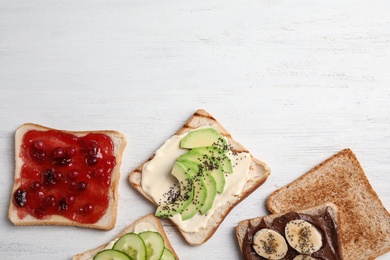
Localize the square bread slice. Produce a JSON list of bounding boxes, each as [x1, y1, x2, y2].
[[73, 214, 179, 260], [129, 109, 270, 245], [266, 148, 390, 260], [236, 203, 341, 259], [9, 123, 127, 230]]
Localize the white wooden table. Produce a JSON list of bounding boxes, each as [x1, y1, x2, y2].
[[1, 0, 390, 259]]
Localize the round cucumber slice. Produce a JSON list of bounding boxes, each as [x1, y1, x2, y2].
[[138, 231, 164, 260], [113, 233, 146, 260], [160, 247, 176, 260], [93, 249, 132, 260]]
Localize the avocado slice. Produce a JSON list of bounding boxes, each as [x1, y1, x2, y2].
[[180, 128, 228, 151], [190, 146, 233, 173], [178, 151, 226, 193], [199, 169, 217, 215], [179, 161, 208, 220], [155, 162, 194, 218]]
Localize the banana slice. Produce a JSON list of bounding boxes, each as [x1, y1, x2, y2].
[[285, 219, 322, 254], [293, 255, 317, 260], [252, 228, 288, 260]]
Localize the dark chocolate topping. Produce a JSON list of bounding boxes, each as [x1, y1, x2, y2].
[[242, 207, 340, 260]]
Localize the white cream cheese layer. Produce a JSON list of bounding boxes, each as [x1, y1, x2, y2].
[[141, 128, 251, 233], [133, 222, 157, 233]]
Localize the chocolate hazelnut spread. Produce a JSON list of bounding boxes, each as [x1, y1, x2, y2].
[[242, 207, 340, 260]]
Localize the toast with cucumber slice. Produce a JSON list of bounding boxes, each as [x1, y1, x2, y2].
[[129, 109, 270, 245], [266, 149, 390, 260], [73, 214, 179, 260], [236, 203, 342, 260]]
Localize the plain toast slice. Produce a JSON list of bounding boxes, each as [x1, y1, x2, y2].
[[267, 149, 390, 260], [73, 214, 179, 260], [129, 109, 270, 245], [9, 123, 127, 230]]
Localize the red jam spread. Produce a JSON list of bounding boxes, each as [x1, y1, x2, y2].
[[13, 129, 116, 224]]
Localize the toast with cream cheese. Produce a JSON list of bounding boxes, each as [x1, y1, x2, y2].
[[129, 109, 270, 245], [73, 214, 179, 260]]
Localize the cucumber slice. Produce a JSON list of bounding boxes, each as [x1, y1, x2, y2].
[[113, 233, 146, 260], [160, 247, 176, 260], [138, 231, 164, 260], [93, 249, 132, 260]]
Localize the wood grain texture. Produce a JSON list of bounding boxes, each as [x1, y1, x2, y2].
[[1, 0, 390, 259]]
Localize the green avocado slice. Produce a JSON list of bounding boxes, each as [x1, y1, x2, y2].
[[199, 169, 217, 215], [155, 162, 194, 218], [180, 128, 228, 151], [179, 161, 208, 220], [190, 146, 233, 173], [178, 151, 226, 193]]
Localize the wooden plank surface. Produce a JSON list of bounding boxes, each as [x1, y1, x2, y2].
[[1, 0, 390, 259]]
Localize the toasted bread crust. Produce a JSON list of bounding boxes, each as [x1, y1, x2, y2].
[[129, 109, 270, 245], [266, 149, 390, 260], [9, 123, 127, 230], [73, 214, 179, 260], [236, 203, 341, 257]]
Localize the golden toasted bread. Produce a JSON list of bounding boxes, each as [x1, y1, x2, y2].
[[267, 149, 390, 260]]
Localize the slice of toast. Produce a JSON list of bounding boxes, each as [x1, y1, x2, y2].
[[236, 203, 341, 259], [266, 149, 390, 260], [9, 123, 127, 230], [129, 109, 270, 245], [73, 214, 179, 260]]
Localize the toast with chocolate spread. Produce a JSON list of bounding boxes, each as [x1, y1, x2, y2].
[[129, 109, 270, 245], [73, 214, 179, 260], [9, 123, 127, 230], [267, 149, 390, 260], [236, 203, 341, 260]]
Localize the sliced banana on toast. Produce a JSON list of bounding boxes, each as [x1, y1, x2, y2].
[[293, 255, 316, 260], [252, 228, 288, 259], [285, 219, 322, 254]]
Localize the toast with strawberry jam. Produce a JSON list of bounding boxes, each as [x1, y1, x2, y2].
[[9, 123, 126, 230]]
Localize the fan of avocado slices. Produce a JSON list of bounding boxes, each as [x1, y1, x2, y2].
[[155, 128, 233, 220], [93, 231, 176, 260]]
